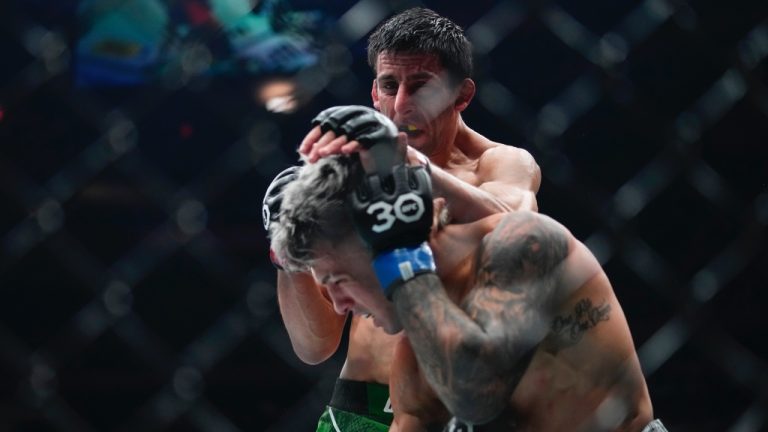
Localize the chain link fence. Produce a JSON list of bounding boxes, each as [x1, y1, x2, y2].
[[1, 0, 767, 431]]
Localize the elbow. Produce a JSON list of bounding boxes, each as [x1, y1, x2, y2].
[[290, 334, 342, 365], [294, 350, 331, 366], [293, 343, 337, 365], [440, 339, 510, 424]]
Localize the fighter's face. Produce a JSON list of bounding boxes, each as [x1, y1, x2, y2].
[[310, 238, 402, 334], [372, 52, 462, 157]]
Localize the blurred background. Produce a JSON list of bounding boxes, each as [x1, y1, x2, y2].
[[1, 0, 767, 431]]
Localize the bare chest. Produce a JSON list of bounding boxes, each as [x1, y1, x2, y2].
[[342, 317, 400, 383]]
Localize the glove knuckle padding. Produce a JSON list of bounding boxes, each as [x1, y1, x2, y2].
[[311, 106, 340, 132], [312, 105, 397, 149]]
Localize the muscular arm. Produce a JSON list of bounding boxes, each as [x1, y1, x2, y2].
[[301, 125, 541, 221], [390, 212, 568, 423], [423, 146, 541, 223], [276, 271, 346, 364]]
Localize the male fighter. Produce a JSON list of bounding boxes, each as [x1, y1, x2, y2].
[[268, 112, 665, 431], [264, 8, 541, 430]]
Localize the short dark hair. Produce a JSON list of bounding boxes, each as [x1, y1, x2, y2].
[[367, 8, 473, 84]]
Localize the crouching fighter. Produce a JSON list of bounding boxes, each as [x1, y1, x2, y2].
[[268, 111, 666, 431]]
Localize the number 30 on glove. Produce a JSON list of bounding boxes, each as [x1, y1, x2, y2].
[[348, 164, 436, 297]]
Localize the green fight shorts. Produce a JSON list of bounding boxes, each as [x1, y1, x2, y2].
[[315, 379, 393, 432]]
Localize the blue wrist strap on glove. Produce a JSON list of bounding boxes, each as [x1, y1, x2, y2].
[[372, 242, 436, 297]]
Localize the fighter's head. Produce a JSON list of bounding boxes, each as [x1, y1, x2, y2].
[[367, 7, 473, 86], [367, 8, 476, 157], [269, 155, 361, 272], [269, 156, 403, 333]]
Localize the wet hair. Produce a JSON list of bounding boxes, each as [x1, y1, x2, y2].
[[269, 156, 362, 272], [367, 7, 473, 85]]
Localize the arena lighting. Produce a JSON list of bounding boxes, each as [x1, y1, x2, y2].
[[257, 77, 299, 113], [75, 0, 325, 86]]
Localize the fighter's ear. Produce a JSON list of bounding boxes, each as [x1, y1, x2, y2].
[[371, 79, 381, 110], [454, 78, 476, 112], [431, 197, 448, 236]]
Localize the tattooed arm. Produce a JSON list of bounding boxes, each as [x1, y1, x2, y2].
[[390, 211, 569, 424]]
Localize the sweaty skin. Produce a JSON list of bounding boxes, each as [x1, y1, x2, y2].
[[275, 51, 543, 432], [281, 51, 541, 384], [378, 212, 653, 431], [279, 124, 535, 380], [336, 128, 538, 385], [300, 52, 541, 221]]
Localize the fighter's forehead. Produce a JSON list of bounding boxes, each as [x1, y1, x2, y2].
[[375, 51, 444, 79], [309, 251, 338, 274], [310, 238, 360, 269], [309, 245, 364, 286]]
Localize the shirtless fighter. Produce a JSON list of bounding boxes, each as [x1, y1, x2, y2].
[[263, 8, 541, 431], [269, 132, 666, 431]]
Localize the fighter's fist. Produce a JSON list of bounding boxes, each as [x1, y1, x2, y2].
[[348, 164, 433, 255], [349, 163, 435, 295], [312, 105, 398, 150]]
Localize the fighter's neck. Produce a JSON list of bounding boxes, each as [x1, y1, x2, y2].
[[428, 116, 487, 168]]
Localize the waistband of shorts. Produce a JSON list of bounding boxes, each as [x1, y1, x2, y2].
[[328, 378, 393, 424], [641, 419, 668, 432]]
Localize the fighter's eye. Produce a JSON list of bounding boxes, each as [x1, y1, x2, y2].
[[380, 81, 397, 91], [328, 277, 349, 287]]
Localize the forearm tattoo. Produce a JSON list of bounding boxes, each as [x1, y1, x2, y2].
[[392, 212, 569, 422]]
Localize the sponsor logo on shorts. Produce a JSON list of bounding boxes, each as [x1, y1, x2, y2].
[[383, 398, 393, 413]]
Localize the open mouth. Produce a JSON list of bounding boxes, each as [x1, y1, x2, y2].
[[399, 124, 423, 138]]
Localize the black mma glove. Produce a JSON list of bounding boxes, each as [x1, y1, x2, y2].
[[312, 105, 399, 178], [262, 166, 299, 269], [348, 163, 435, 297]]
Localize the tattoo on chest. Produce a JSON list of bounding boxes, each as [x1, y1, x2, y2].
[[544, 298, 611, 354]]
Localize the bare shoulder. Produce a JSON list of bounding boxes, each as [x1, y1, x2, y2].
[[478, 213, 613, 313], [479, 142, 537, 168], [478, 211, 570, 287], [461, 212, 573, 351], [477, 142, 541, 187], [485, 211, 569, 243]]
